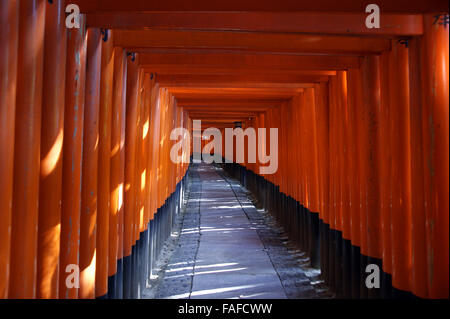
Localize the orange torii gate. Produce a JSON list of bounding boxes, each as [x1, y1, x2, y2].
[[0, 0, 447, 300]]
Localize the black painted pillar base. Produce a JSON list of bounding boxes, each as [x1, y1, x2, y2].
[[116, 258, 124, 299], [123, 254, 132, 299], [107, 274, 116, 299], [220, 162, 423, 300]]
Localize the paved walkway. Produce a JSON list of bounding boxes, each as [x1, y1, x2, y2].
[[143, 163, 332, 299]]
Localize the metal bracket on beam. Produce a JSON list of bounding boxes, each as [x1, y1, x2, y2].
[[398, 38, 409, 48], [101, 29, 109, 42], [127, 51, 136, 62]]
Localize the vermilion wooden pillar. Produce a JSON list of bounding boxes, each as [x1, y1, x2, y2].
[[60, 15, 87, 299], [79, 28, 102, 299], [388, 41, 412, 294], [353, 69, 368, 266], [158, 89, 168, 209], [124, 53, 140, 263], [358, 57, 380, 263], [37, 0, 67, 299], [408, 38, 427, 299], [122, 53, 140, 299], [110, 47, 127, 291], [149, 84, 162, 220], [142, 73, 151, 227], [167, 93, 173, 196], [336, 72, 347, 237], [0, 0, 19, 299], [314, 83, 329, 227], [306, 88, 320, 214], [257, 112, 266, 180], [171, 97, 178, 193], [134, 68, 144, 243], [343, 71, 359, 298], [337, 72, 351, 242], [329, 73, 344, 295], [168, 95, 177, 195], [327, 76, 337, 233], [360, 55, 383, 299], [96, 29, 114, 298], [344, 84, 358, 244], [346, 69, 363, 253], [299, 92, 309, 208], [146, 79, 156, 222], [286, 102, 294, 198], [378, 51, 393, 285], [135, 69, 146, 235], [255, 113, 261, 178], [293, 96, 303, 208], [282, 102, 289, 197], [164, 92, 174, 200], [9, 0, 46, 299], [273, 106, 281, 188], [346, 68, 364, 299], [421, 14, 449, 299]]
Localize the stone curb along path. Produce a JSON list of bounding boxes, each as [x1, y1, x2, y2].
[[143, 162, 333, 299]]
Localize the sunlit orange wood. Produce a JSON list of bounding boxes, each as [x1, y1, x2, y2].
[[79, 28, 102, 299], [60, 14, 87, 300], [134, 68, 144, 240], [144, 74, 155, 224], [37, 0, 67, 299], [139, 72, 151, 231], [157, 88, 168, 207], [96, 29, 114, 298], [9, 0, 45, 299], [124, 53, 140, 256], [110, 47, 127, 277], [149, 83, 162, 219]]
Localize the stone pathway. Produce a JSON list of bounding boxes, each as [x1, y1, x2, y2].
[[142, 162, 332, 299]]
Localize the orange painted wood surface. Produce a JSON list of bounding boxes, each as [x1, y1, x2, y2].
[[60, 14, 87, 300], [9, 0, 46, 299], [37, 0, 67, 299], [79, 28, 102, 299], [0, 0, 19, 299]]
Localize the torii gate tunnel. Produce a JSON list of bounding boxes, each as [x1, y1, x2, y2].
[[0, 0, 448, 301]]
